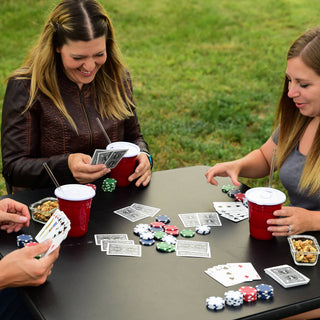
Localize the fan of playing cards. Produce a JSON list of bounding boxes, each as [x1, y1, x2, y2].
[[35, 209, 71, 257]]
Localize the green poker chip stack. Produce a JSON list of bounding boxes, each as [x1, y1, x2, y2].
[[180, 229, 195, 238], [221, 184, 234, 193], [102, 178, 117, 192]]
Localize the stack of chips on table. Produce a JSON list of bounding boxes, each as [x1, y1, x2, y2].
[[195, 225, 211, 235], [224, 290, 244, 306], [17, 234, 33, 248], [255, 284, 274, 300], [206, 296, 225, 311], [239, 286, 257, 302], [101, 178, 117, 192]]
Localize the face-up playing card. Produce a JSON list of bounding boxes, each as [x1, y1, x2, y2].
[[35, 209, 71, 257], [213, 202, 249, 222], [264, 264, 310, 288]]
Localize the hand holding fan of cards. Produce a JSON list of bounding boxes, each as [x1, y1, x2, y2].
[[35, 209, 71, 257], [90, 148, 128, 168]]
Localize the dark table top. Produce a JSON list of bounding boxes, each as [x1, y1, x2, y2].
[[1, 166, 320, 320]]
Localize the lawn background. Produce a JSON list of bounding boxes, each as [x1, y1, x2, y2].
[[1, 0, 320, 196]]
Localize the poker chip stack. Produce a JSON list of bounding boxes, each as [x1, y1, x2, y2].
[[16, 234, 33, 248], [195, 225, 211, 235], [239, 286, 257, 302], [150, 221, 165, 233], [139, 231, 155, 246], [156, 242, 176, 253], [206, 296, 225, 311], [133, 224, 150, 236], [180, 229, 195, 238], [155, 215, 170, 224], [255, 284, 274, 300], [224, 290, 243, 307], [221, 185, 234, 193], [161, 234, 177, 245], [163, 225, 179, 236], [101, 178, 117, 192]]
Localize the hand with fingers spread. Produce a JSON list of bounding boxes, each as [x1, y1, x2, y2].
[[205, 161, 241, 187]]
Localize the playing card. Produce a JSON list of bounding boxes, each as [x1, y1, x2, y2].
[[131, 203, 160, 217], [104, 149, 128, 169], [90, 149, 109, 165], [114, 206, 149, 222], [213, 202, 249, 222], [198, 212, 222, 226], [226, 262, 261, 281], [94, 234, 128, 245], [100, 239, 134, 251], [205, 264, 244, 287], [178, 213, 199, 227], [176, 240, 211, 258], [106, 243, 142, 257], [264, 264, 310, 288]]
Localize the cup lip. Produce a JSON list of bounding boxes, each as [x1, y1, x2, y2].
[[54, 184, 96, 201], [245, 187, 286, 206], [106, 141, 140, 157]]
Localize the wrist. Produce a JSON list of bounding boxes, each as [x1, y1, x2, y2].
[[141, 152, 153, 169]]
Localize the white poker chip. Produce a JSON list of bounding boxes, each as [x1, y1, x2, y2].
[[224, 290, 243, 306], [133, 224, 150, 235], [140, 231, 154, 240], [206, 296, 225, 310], [195, 225, 211, 235], [162, 234, 177, 245]]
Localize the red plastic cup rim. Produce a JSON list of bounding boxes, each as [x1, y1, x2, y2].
[[106, 141, 140, 158], [54, 184, 96, 201]]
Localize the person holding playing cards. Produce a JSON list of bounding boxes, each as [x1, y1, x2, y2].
[[206, 27, 320, 237], [0, 198, 60, 319], [206, 28, 320, 319], [2, 0, 152, 194]]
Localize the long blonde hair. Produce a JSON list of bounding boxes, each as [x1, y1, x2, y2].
[[8, 0, 133, 131], [275, 27, 320, 195]]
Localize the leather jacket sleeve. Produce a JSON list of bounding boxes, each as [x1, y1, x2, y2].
[[1, 79, 76, 189]]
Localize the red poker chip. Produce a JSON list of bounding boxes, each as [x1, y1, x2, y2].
[[239, 286, 257, 302], [150, 222, 165, 228], [234, 193, 246, 202], [165, 229, 179, 236], [163, 225, 178, 231]]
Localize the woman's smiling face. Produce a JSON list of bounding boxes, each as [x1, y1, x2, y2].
[[56, 36, 107, 89], [286, 56, 320, 118]]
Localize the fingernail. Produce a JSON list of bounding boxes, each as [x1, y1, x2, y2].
[[19, 216, 28, 222]]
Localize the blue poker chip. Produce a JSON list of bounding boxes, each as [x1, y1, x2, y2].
[[255, 284, 274, 300], [17, 234, 33, 248], [227, 189, 241, 198], [139, 238, 155, 246], [155, 215, 171, 224]]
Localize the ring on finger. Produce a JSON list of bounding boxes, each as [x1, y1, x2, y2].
[[288, 225, 292, 233]]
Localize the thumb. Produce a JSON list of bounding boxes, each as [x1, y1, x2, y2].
[[0, 211, 28, 224], [25, 239, 52, 257]]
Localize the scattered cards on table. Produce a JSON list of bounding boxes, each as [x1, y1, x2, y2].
[[35, 209, 71, 257], [264, 264, 310, 288], [114, 203, 161, 222], [205, 262, 261, 287], [178, 212, 222, 227], [94, 233, 141, 257], [213, 202, 249, 222], [176, 240, 211, 258], [90, 148, 128, 168]]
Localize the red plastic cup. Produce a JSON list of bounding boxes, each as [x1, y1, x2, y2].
[[54, 184, 96, 237], [245, 187, 286, 240], [107, 142, 140, 187]]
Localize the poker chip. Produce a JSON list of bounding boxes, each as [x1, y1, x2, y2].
[[149, 226, 164, 233], [255, 284, 274, 300], [150, 221, 165, 228], [155, 215, 171, 224], [156, 242, 176, 253], [162, 234, 177, 245], [154, 231, 166, 240], [206, 296, 225, 311], [140, 231, 154, 240], [227, 189, 241, 198], [165, 229, 179, 236], [163, 225, 178, 231], [101, 178, 117, 192], [195, 225, 211, 235], [234, 193, 246, 202], [180, 229, 195, 238], [133, 224, 150, 236], [17, 234, 33, 248], [221, 185, 234, 193], [239, 286, 257, 302], [139, 238, 155, 246], [224, 290, 243, 307]]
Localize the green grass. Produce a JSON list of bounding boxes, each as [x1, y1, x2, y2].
[[1, 0, 320, 196]]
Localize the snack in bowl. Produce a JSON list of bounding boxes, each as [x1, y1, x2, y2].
[[29, 197, 59, 223], [288, 235, 320, 266]]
